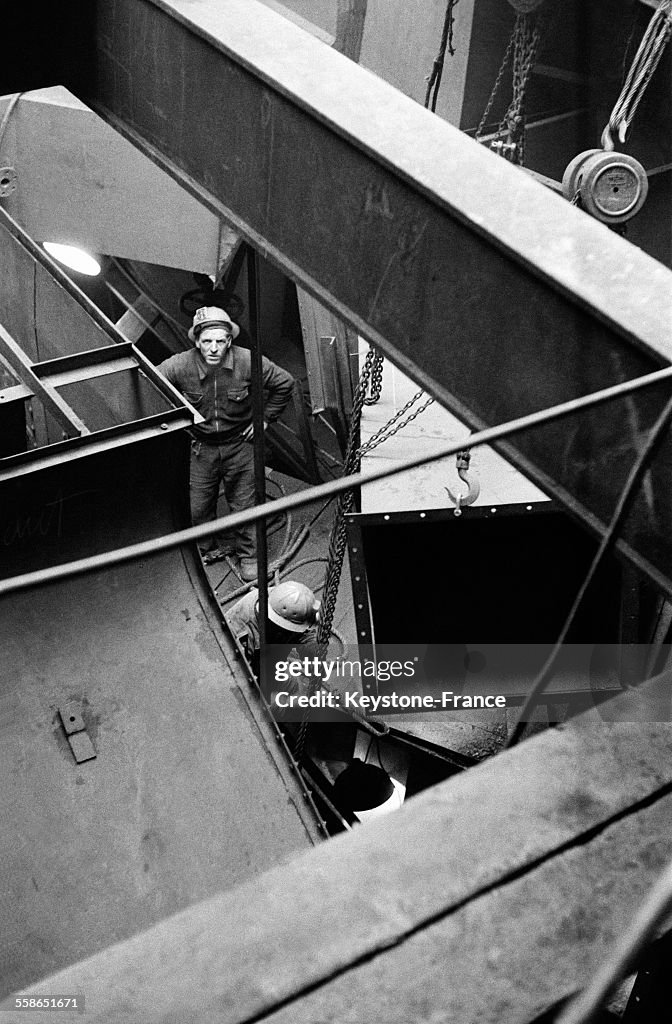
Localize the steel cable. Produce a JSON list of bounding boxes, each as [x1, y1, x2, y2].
[[602, 0, 672, 149]]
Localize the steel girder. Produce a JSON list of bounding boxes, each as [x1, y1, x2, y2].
[[54, 0, 672, 592]]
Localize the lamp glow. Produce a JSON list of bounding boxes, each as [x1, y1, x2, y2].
[[43, 243, 101, 276]]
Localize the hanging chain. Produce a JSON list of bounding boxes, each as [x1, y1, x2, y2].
[[317, 346, 378, 644], [363, 347, 384, 405], [497, 14, 541, 165], [475, 12, 541, 166], [358, 391, 435, 457], [475, 31, 516, 141], [296, 352, 434, 760], [295, 346, 380, 761]]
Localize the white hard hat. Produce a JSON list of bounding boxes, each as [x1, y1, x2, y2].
[[188, 306, 240, 342], [267, 581, 320, 633]]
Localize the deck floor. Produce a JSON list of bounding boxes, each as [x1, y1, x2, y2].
[[0, 546, 319, 997]]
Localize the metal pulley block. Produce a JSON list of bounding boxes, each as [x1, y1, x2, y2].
[[561, 149, 602, 201], [562, 150, 648, 224], [0, 167, 17, 198]]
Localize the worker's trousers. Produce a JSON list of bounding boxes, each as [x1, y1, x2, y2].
[[190, 438, 256, 558]]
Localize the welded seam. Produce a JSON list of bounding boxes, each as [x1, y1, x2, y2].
[[241, 778, 672, 1024]]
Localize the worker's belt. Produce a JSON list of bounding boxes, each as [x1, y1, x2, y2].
[[190, 430, 244, 445]]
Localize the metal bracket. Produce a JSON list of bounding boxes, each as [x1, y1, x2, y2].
[[59, 701, 86, 735], [68, 731, 97, 764], [59, 700, 97, 764]]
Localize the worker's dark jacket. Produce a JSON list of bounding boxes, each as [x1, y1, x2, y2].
[[158, 346, 294, 443]]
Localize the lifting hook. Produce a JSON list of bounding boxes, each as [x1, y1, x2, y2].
[[445, 451, 480, 516]]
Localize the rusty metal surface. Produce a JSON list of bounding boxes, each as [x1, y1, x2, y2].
[[55, 0, 672, 593]]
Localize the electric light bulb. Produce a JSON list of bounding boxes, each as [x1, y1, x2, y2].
[[43, 243, 101, 276]]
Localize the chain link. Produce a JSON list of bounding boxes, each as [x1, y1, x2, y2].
[[363, 347, 384, 405], [475, 32, 515, 141], [358, 392, 435, 457], [295, 346, 380, 760], [497, 14, 541, 165], [476, 13, 541, 166], [296, 351, 434, 759], [318, 347, 378, 640]]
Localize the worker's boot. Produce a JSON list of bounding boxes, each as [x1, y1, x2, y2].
[[238, 558, 258, 582], [201, 545, 235, 565]]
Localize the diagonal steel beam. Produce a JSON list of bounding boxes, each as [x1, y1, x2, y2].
[[57, 0, 672, 592], [0, 322, 90, 437]]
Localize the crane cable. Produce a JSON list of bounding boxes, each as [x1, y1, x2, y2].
[[602, 0, 672, 150]]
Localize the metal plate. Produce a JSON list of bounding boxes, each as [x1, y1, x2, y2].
[[59, 701, 86, 735], [68, 731, 96, 763]]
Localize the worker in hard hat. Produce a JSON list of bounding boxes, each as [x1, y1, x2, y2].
[[158, 306, 294, 581], [226, 580, 320, 675]]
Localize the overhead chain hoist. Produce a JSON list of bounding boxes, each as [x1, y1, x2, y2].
[[561, 149, 649, 225], [561, 0, 672, 224]]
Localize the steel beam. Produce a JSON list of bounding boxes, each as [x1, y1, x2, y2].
[[0, 322, 90, 437], [54, 0, 672, 593]]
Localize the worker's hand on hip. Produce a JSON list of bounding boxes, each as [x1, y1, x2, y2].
[[242, 421, 268, 442]]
